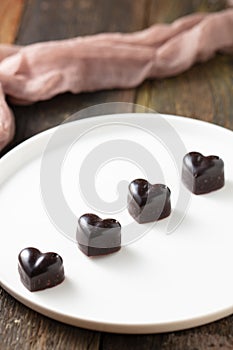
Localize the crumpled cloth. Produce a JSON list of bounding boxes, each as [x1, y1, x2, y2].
[[0, 9, 233, 151]]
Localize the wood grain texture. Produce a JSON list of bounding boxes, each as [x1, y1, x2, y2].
[[0, 289, 99, 350], [101, 316, 233, 350], [3, 0, 150, 154], [130, 0, 233, 349], [1, 0, 233, 349], [136, 0, 233, 127], [1, 0, 144, 349], [0, 0, 25, 43], [17, 0, 149, 44]]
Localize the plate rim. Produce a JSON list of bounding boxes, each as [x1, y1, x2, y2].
[[1, 112, 233, 334], [2, 112, 233, 163]]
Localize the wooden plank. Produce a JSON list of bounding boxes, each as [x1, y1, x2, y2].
[[137, 57, 233, 126], [0, 1, 147, 349], [101, 316, 233, 350], [147, 0, 226, 23], [9, 89, 137, 152], [136, 0, 233, 127], [0, 288, 100, 350], [127, 0, 233, 349], [100, 4, 228, 350], [1, 0, 233, 349], [5, 0, 149, 152], [102, 334, 165, 350], [0, 0, 25, 43], [102, 0, 233, 349], [17, 0, 150, 44]]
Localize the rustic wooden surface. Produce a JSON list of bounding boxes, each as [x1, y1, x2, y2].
[[0, 0, 24, 44], [0, 0, 233, 349]]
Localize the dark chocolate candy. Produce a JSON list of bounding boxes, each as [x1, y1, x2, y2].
[[128, 179, 171, 224], [77, 214, 121, 257], [182, 152, 224, 194], [18, 247, 65, 292]]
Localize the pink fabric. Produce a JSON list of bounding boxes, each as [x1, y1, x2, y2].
[[0, 9, 233, 151], [0, 84, 15, 150]]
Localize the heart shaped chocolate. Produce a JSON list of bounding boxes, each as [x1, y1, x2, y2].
[[18, 247, 65, 291], [182, 152, 224, 194], [76, 214, 121, 257], [128, 179, 171, 223]]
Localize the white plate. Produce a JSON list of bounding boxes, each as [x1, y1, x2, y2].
[[0, 113, 232, 334]]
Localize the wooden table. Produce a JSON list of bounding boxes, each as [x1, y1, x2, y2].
[[1, 0, 233, 349]]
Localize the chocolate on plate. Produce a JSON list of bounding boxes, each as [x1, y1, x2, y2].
[[182, 152, 224, 194], [18, 247, 65, 292], [77, 214, 121, 257], [128, 179, 171, 224]]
